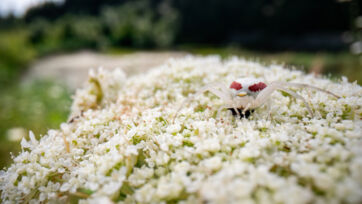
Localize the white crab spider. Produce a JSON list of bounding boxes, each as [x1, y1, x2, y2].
[[174, 77, 340, 120]]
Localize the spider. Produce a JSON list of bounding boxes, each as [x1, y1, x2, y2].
[[174, 77, 340, 120]]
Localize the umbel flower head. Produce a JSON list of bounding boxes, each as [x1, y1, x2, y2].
[[1, 56, 361, 203]]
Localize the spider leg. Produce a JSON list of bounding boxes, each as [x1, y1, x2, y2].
[[196, 82, 233, 101], [233, 106, 240, 119], [242, 102, 251, 116], [282, 82, 340, 98], [250, 81, 338, 118], [251, 82, 315, 117], [266, 99, 273, 121], [216, 104, 230, 118], [267, 99, 276, 121], [249, 82, 281, 109], [278, 88, 314, 117], [173, 82, 232, 122]]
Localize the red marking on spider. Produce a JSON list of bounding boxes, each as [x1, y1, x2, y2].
[[230, 81, 242, 90], [249, 82, 267, 92]]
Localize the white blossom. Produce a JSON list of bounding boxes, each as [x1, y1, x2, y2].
[[1, 56, 361, 203]]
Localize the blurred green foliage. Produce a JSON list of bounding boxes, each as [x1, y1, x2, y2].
[[20, 0, 352, 49], [25, 1, 179, 54], [0, 81, 71, 137], [0, 81, 72, 167], [101, 1, 178, 48], [0, 30, 36, 85]]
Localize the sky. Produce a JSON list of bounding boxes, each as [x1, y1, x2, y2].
[[0, 0, 63, 17]]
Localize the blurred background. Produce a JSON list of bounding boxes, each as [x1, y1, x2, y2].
[[0, 0, 361, 168]]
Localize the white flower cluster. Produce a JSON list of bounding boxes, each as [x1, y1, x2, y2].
[[1, 56, 362, 204]]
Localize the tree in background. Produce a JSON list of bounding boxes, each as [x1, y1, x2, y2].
[[21, 0, 355, 51]]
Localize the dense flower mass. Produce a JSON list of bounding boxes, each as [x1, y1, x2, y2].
[[1, 56, 362, 203]]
